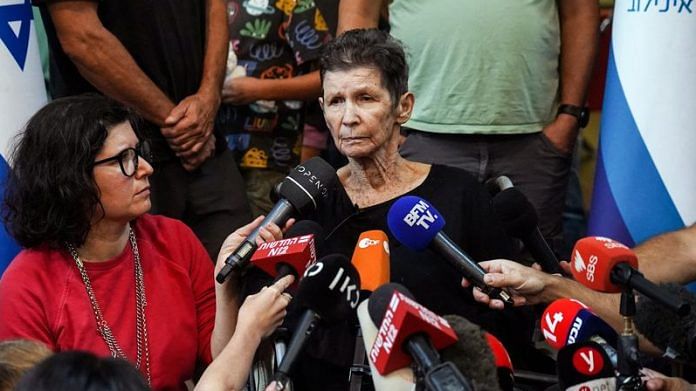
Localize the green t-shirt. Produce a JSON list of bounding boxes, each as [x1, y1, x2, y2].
[[389, 0, 560, 134]]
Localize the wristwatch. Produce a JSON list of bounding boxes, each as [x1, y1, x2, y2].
[[557, 104, 590, 129]]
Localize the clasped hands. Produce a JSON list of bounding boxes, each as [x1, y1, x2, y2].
[[161, 91, 220, 171]]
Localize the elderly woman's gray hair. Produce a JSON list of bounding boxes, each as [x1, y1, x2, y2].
[[319, 29, 409, 108]]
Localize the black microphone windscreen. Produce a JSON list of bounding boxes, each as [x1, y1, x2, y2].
[[367, 283, 416, 326], [490, 188, 538, 239], [284, 220, 326, 257], [556, 340, 615, 390], [280, 157, 338, 215], [634, 283, 696, 360], [295, 254, 360, 323], [441, 315, 501, 391]]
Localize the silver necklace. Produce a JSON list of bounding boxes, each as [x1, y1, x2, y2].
[[66, 226, 151, 385]]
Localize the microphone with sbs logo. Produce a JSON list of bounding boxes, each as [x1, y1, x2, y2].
[[570, 236, 689, 315]]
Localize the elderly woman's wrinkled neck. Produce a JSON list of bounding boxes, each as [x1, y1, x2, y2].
[[339, 154, 430, 209]]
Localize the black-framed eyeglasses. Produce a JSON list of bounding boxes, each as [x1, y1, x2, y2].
[[92, 140, 152, 177]]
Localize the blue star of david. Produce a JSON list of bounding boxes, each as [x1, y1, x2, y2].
[[0, 0, 33, 71]]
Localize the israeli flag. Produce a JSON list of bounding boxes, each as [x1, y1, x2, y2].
[[588, 0, 695, 248], [1, 0, 47, 274]]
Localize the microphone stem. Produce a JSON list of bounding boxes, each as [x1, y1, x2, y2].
[[405, 334, 442, 372]]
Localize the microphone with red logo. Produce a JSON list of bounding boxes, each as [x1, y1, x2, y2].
[[368, 283, 472, 391], [484, 332, 515, 391], [387, 195, 514, 306], [540, 298, 618, 359], [441, 314, 508, 391], [486, 176, 562, 274], [556, 340, 617, 391], [250, 220, 324, 283], [273, 254, 360, 390], [217, 157, 338, 283], [351, 230, 391, 296], [570, 237, 689, 315], [357, 300, 416, 391]]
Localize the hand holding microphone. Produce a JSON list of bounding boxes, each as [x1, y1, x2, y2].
[[462, 259, 554, 309], [387, 195, 514, 306], [217, 157, 338, 283]]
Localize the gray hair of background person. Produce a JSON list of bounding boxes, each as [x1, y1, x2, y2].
[[319, 28, 409, 108], [2, 94, 143, 249], [14, 351, 149, 391], [0, 340, 52, 391]]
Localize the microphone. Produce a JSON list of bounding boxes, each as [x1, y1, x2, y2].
[[556, 340, 617, 391], [368, 283, 472, 390], [216, 157, 337, 283], [488, 183, 562, 274], [571, 237, 690, 315], [483, 332, 515, 391], [387, 195, 513, 305], [357, 299, 416, 391], [634, 283, 696, 361], [250, 220, 324, 282], [540, 298, 618, 355], [273, 254, 360, 389], [485, 175, 514, 195], [441, 314, 504, 391], [351, 230, 391, 295]]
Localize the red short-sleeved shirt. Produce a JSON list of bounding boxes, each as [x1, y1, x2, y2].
[[0, 214, 215, 390]]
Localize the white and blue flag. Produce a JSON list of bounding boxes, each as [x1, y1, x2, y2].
[[588, 0, 695, 248], [1, 0, 46, 274]]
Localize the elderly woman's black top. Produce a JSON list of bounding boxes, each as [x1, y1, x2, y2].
[[292, 165, 542, 390]]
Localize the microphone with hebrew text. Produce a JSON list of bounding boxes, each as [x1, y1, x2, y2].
[[250, 220, 324, 284], [217, 157, 337, 283], [368, 283, 472, 390]]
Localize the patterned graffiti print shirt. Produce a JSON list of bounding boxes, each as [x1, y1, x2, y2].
[[218, 0, 331, 171]]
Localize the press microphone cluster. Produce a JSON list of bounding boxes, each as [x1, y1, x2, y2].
[[571, 236, 690, 315], [368, 283, 472, 391], [273, 254, 360, 389], [217, 157, 337, 283], [387, 195, 514, 306], [486, 176, 562, 274]]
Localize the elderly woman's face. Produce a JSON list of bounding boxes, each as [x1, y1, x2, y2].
[[321, 67, 409, 159], [92, 122, 153, 224]]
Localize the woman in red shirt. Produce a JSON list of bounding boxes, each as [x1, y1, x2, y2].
[[0, 94, 291, 390]]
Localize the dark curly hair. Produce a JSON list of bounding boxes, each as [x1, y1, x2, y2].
[[2, 94, 142, 249], [319, 28, 409, 108], [14, 351, 149, 391]]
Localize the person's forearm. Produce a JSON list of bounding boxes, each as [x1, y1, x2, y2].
[[199, 0, 228, 102], [47, 2, 174, 125], [634, 224, 696, 284], [196, 326, 261, 391], [254, 72, 322, 101], [337, 0, 382, 33], [210, 282, 242, 358], [557, 0, 599, 106]]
